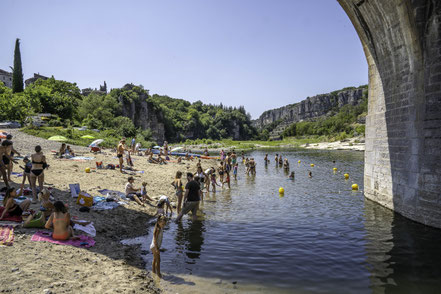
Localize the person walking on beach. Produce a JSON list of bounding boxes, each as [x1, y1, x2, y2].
[[4, 134, 20, 181], [117, 139, 127, 173], [175, 173, 202, 222], [150, 215, 166, 278]]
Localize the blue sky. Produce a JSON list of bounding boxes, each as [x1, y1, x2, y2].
[[1, 0, 367, 118]]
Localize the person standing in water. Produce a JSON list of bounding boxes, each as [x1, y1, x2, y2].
[[175, 173, 202, 222], [275, 154, 279, 165]]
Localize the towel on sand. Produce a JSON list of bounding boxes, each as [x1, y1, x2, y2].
[[73, 222, 96, 237], [0, 225, 14, 246], [31, 231, 95, 248], [0, 207, 23, 222]]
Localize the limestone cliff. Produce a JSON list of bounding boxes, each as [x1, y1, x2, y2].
[[253, 86, 367, 138], [118, 84, 165, 143]]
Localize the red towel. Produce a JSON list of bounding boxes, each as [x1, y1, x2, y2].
[[0, 225, 14, 246], [0, 207, 23, 222]]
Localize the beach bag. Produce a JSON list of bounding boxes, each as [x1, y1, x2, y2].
[[77, 192, 93, 207], [69, 183, 81, 198]]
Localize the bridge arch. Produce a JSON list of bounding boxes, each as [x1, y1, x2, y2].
[[338, 0, 441, 227]]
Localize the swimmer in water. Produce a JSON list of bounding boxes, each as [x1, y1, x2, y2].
[[289, 171, 295, 179], [308, 171, 312, 178]]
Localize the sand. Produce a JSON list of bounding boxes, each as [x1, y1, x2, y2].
[[1, 129, 216, 294]]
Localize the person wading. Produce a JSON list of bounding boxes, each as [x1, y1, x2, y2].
[[175, 172, 201, 222]]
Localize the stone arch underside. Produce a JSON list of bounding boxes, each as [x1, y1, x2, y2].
[[338, 0, 441, 228]]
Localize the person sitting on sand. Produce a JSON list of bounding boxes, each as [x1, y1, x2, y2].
[[177, 156, 182, 164], [156, 195, 173, 216], [117, 139, 128, 173], [45, 201, 75, 240], [148, 152, 159, 164], [140, 182, 154, 203], [157, 154, 167, 165], [24, 188, 54, 228], [150, 215, 166, 278], [0, 187, 31, 220], [125, 176, 145, 206], [59, 143, 66, 158]]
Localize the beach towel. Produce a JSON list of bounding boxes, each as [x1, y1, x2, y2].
[[31, 231, 95, 248], [0, 225, 14, 246], [92, 201, 120, 211], [70, 156, 95, 161], [98, 189, 125, 198], [0, 207, 22, 222], [73, 222, 96, 237], [122, 169, 144, 174], [70, 183, 80, 198]]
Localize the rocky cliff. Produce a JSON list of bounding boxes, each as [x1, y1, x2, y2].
[[253, 86, 367, 138], [118, 84, 165, 143]]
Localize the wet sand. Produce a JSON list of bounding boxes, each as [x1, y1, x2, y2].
[[1, 129, 216, 294]]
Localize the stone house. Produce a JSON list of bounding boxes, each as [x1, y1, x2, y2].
[[0, 69, 13, 88], [25, 73, 49, 87]]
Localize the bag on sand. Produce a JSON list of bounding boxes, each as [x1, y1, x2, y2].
[[77, 192, 93, 207], [70, 184, 80, 198]]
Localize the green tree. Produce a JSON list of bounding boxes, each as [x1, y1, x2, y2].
[[12, 38, 24, 93]]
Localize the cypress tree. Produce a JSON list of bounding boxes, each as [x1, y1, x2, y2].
[[12, 38, 24, 93]]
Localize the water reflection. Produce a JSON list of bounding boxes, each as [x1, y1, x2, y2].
[[175, 220, 206, 262]]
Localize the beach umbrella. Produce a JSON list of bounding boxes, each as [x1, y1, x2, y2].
[[81, 135, 95, 139], [48, 135, 68, 142], [171, 147, 183, 152], [89, 139, 104, 147], [153, 146, 161, 149]]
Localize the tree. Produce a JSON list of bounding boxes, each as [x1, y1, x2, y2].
[[12, 38, 24, 93]]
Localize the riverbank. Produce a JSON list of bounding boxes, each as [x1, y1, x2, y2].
[[1, 129, 216, 294]]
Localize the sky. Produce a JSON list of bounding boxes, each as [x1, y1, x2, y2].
[[1, 0, 367, 119]]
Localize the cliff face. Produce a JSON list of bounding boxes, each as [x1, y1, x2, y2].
[[118, 84, 165, 143], [253, 87, 367, 137]]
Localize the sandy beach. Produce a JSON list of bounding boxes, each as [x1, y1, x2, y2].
[[1, 129, 216, 294]]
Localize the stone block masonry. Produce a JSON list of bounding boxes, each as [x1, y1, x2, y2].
[[339, 0, 441, 228]]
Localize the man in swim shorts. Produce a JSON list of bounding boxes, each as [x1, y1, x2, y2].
[[117, 138, 127, 173], [175, 173, 201, 222]]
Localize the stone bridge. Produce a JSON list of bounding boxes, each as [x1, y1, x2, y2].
[[338, 0, 441, 228]]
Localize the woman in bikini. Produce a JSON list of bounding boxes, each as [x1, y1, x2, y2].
[[30, 145, 47, 203], [0, 187, 31, 220], [171, 171, 184, 214], [45, 201, 75, 240]]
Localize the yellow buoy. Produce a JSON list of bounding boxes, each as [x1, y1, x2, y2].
[[298, 160, 301, 164], [333, 167, 337, 171], [344, 173, 349, 179], [85, 167, 91, 173], [310, 163, 314, 167], [352, 183, 359, 190], [279, 187, 285, 194]]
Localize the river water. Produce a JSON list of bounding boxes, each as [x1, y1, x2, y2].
[[124, 149, 441, 294]]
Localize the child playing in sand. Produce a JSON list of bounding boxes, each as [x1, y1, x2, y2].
[[141, 182, 154, 203], [150, 215, 166, 278], [45, 201, 75, 240], [156, 195, 173, 216]]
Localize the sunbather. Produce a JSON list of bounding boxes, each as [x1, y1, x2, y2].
[[0, 187, 31, 220], [45, 201, 75, 240]]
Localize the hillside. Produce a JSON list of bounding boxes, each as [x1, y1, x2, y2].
[[253, 85, 368, 140]]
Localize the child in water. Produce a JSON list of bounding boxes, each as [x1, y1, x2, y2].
[[150, 215, 166, 278], [233, 163, 238, 180], [289, 171, 295, 179], [308, 171, 312, 178], [210, 171, 220, 192]]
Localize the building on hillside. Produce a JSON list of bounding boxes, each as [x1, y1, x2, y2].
[[25, 73, 49, 87], [82, 81, 108, 96], [0, 69, 13, 88]]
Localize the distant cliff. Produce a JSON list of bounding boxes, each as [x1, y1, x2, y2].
[[118, 84, 165, 143], [253, 86, 367, 138]]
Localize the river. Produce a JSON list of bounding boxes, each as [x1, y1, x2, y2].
[[123, 149, 441, 294]]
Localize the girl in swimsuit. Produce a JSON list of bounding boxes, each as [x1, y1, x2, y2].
[[19, 157, 32, 194], [195, 166, 206, 192], [171, 171, 184, 214], [150, 215, 166, 278], [0, 187, 30, 220], [218, 163, 225, 188], [45, 201, 74, 240], [210, 170, 220, 192], [30, 145, 47, 203]]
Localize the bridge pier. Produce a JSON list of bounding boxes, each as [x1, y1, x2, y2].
[[339, 0, 441, 228]]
